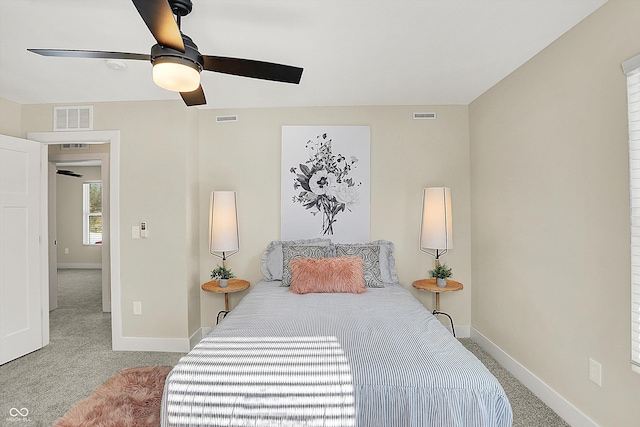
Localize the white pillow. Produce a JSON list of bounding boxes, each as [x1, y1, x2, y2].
[[261, 238, 332, 281]]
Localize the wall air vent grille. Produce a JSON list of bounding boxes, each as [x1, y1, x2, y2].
[[54, 106, 93, 131], [413, 112, 437, 120], [216, 115, 238, 123], [60, 143, 89, 150]]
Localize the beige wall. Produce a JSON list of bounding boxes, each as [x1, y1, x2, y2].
[[0, 97, 21, 137], [185, 110, 202, 338], [10, 101, 472, 337], [55, 165, 102, 265], [469, 0, 640, 425], [22, 100, 198, 339], [198, 106, 472, 327]]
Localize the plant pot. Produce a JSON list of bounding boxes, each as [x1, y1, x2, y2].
[[219, 279, 229, 288], [436, 278, 447, 288]]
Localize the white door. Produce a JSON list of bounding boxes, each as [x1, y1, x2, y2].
[[0, 134, 44, 365]]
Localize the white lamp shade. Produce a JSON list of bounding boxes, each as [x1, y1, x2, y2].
[[420, 187, 453, 250], [209, 191, 239, 254], [153, 61, 201, 92]]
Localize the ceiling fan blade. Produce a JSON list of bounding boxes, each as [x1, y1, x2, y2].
[[202, 56, 303, 84], [28, 49, 150, 61], [56, 169, 83, 178], [180, 85, 206, 106], [132, 0, 184, 52]]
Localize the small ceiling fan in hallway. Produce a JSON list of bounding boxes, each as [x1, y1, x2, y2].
[[28, 0, 304, 106], [56, 169, 83, 178]]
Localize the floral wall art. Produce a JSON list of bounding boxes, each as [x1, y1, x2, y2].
[[281, 126, 371, 243]]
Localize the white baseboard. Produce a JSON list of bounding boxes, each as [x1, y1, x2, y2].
[[470, 328, 599, 427], [57, 263, 102, 269], [201, 326, 214, 338], [112, 336, 190, 353], [189, 328, 207, 349]]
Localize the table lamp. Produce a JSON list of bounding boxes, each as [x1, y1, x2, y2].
[[209, 191, 239, 268], [420, 187, 452, 267]]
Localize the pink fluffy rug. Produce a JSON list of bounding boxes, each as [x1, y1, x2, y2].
[[52, 366, 172, 427]]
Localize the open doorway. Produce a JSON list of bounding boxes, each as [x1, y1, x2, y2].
[[49, 149, 110, 314], [51, 158, 107, 317]]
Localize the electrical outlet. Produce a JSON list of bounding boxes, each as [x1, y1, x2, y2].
[[589, 358, 602, 386], [133, 302, 142, 315], [64, 248, 69, 254]]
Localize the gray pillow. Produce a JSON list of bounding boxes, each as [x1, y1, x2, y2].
[[261, 238, 331, 281], [281, 245, 331, 287], [334, 240, 399, 285], [334, 244, 384, 288]]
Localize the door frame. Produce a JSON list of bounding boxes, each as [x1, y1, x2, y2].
[[27, 130, 122, 350]]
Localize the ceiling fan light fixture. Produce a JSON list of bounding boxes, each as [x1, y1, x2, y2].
[[28, 0, 303, 106], [152, 58, 200, 92]]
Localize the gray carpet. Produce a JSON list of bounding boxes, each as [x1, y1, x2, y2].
[[0, 270, 183, 427], [0, 269, 568, 426], [459, 339, 569, 427]]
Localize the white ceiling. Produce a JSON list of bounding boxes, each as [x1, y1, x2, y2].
[[0, 0, 607, 109]]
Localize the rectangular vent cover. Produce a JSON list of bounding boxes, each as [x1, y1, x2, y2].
[[413, 112, 437, 120], [60, 143, 89, 150], [54, 106, 93, 131], [216, 115, 238, 123]]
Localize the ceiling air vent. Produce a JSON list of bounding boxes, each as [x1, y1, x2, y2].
[[413, 112, 437, 120], [54, 106, 93, 131], [60, 143, 89, 150], [216, 115, 238, 123]]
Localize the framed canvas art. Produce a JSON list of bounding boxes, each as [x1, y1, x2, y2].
[[281, 126, 370, 243]]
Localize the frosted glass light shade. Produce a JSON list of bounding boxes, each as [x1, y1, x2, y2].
[[420, 187, 453, 250], [209, 191, 239, 254], [153, 61, 200, 92]]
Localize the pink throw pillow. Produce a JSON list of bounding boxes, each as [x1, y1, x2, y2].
[[289, 256, 366, 294]]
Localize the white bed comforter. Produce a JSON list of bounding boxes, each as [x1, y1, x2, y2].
[[161, 281, 513, 427]]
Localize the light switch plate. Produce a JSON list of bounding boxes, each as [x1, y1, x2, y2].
[[589, 358, 602, 386]]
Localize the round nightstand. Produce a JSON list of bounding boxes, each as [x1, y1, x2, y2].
[[412, 278, 463, 337], [202, 279, 250, 323]]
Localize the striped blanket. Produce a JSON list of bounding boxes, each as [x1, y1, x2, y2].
[[162, 281, 512, 426]]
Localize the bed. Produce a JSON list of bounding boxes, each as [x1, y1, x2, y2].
[[161, 240, 513, 427]]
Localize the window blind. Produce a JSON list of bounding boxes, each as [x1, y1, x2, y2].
[[624, 54, 640, 373]]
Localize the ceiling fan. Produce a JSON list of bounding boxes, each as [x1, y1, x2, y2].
[[56, 169, 83, 178], [28, 0, 303, 106]]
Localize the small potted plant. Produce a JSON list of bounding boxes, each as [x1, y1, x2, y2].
[[429, 263, 452, 288], [210, 265, 235, 288]]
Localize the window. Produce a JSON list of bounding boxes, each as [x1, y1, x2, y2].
[[83, 181, 102, 245], [623, 53, 640, 374]]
